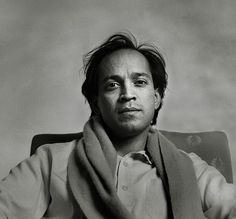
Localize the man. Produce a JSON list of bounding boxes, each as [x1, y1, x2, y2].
[[0, 32, 235, 219]]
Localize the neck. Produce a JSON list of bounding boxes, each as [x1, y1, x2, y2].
[[110, 128, 149, 156]]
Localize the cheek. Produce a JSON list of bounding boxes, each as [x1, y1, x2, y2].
[[141, 90, 156, 105], [98, 95, 115, 114], [142, 92, 156, 114]]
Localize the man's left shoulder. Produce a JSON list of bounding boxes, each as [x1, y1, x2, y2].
[[178, 150, 210, 175]]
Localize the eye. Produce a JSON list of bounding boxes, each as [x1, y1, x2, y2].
[[134, 79, 148, 86], [105, 82, 120, 90]]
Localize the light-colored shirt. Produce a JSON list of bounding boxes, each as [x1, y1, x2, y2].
[[0, 142, 235, 219], [115, 150, 236, 219], [115, 151, 168, 219]]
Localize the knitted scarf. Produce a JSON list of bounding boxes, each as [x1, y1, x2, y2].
[[68, 117, 206, 219]]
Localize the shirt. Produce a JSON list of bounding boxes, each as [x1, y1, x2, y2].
[[0, 142, 236, 219], [115, 150, 236, 219], [115, 151, 168, 219]]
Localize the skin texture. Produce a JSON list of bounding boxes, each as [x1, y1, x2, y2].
[[96, 49, 161, 153]]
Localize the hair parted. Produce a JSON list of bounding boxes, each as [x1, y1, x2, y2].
[[82, 32, 168, 125]]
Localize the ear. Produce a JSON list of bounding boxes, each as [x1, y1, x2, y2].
[[154, 89, 161, 110]]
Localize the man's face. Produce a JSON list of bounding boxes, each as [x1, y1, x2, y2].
[[96, 49, 160, 138]]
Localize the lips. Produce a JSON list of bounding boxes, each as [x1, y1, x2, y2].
[[118, 107, 141, 114]]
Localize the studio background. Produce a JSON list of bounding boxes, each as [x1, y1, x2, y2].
[[0, 0, 235, 181]]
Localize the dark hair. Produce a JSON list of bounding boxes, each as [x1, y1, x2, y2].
[[82, 32, 168, 125]]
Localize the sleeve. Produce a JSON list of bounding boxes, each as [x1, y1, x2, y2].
[[188, 152, 236, 219], [0, 145, 51, 219]]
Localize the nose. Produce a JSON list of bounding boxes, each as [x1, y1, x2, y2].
[[119, 82, 136, 102]]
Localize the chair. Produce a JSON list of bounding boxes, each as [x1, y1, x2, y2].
[[30, 130, 233, 183]]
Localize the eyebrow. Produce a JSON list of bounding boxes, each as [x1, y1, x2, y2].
[[102, 72, 152, 83], [131, 72, 152, 79]]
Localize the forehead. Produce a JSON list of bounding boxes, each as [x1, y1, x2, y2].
[[98, 49, 151, 77]]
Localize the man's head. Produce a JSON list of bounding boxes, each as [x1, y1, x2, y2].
[[82, 33, 167, 136]]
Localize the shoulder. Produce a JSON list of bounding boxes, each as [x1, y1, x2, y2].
[[33, 140, 78, 172], [179, 150, 206, 166], [178, 150, 213, 179], [36, 140, 77, 159], [180, 152, 236, 215]]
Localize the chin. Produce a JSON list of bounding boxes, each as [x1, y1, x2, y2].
[[115, 122, 150, 137]]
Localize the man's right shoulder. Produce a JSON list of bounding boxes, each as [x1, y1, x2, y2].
[[34, 139, 79, 160], [30, 139, 81, 180]]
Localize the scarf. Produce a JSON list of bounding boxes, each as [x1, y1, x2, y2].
[[68, 117, 206, 219]]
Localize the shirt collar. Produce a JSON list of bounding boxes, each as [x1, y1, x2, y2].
[[117, 150, 153, 165]]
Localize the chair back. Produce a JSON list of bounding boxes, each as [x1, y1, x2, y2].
[[31, 130, 233, 183]]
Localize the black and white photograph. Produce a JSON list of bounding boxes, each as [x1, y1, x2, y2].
[[0, 0, 235, 218]]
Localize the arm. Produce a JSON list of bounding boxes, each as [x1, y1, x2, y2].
[[0, 145, 51, 219], [188, 152, 236, 219]]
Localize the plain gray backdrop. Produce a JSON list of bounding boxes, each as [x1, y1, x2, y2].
[[0, 0, 235, 181]]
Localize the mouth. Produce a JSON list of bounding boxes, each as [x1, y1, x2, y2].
[[118, 107, 141, 114]]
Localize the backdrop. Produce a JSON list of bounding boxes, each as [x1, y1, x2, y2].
[[0, 0, 235, 181]]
